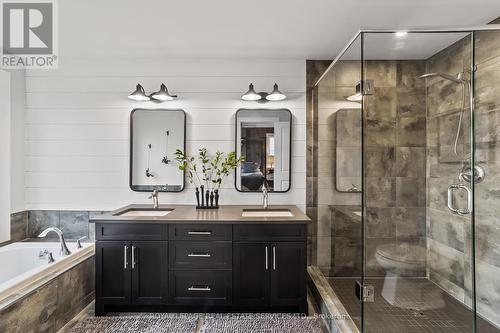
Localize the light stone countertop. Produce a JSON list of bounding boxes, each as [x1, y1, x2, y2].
[[90, 204, 311, 224]]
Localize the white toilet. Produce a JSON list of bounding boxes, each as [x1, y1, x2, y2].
[[375, 242, 445, 311]]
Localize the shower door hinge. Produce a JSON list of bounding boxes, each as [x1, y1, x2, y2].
[[355, 281, 374, 302]]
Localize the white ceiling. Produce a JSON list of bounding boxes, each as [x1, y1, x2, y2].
[[59, 0, 500, 60]]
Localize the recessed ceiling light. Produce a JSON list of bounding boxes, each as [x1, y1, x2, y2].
[[395, 31, 408, 38]]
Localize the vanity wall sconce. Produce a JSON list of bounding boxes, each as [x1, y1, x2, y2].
[[128, 83, 178, 102], [241, 83, 286, 103]]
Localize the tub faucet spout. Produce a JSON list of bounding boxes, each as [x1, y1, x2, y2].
[[38, 227, 71, 256]]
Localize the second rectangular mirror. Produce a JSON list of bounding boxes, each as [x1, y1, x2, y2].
[[235, 109, 292, 192]]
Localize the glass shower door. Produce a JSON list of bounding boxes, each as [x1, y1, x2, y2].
[[472, 28, 500, 332], [361, 31, 479, 333]]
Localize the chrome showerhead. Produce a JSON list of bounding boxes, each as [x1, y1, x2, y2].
[[418, 72, 464, 84]]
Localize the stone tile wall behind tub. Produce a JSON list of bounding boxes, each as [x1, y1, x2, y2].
[[10, 211, 28, 242], [426, 26, 500, 327], [25, 210, 107, 241]]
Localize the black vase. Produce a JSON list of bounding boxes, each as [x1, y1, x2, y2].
[[195, 187, 200, 207], [205, 191, 210, 207], [210, 191, 214, 207], [200, 185, 205, 206], [214, 190, 219, 207]]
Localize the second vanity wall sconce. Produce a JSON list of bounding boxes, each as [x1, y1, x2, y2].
[[128, 83, 178, 102], [241, 83, 286, 103]]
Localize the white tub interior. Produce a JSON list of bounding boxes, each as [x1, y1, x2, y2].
[[0, 242, 94, 306]]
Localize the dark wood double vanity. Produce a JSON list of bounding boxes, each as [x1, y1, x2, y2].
[[91, 205, 310, 315]]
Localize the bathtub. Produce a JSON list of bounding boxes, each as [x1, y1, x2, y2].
[[0, 241, 94, 307]]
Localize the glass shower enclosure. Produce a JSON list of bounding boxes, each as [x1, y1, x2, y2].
[[311, 26, 500, 333]]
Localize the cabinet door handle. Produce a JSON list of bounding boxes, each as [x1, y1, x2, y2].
[[272, 246, 276, 270], [265, 246, 269, 270], [123, 245, 128, 269], [131, 246, 136, 269], [188, 231, 212, 235], [188, 285, 211, 291], [188, 252, 211, 257]]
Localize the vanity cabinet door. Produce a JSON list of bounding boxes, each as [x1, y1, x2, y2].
[[96, 241, 131, 305], [233, 242, 270, 306], [270, 242, 307, 308], [131, 241, 168, 305]]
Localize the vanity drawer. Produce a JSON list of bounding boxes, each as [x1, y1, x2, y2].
[[169, 241, 232, 269], [234, 224, 306, 241], [96, 223, 165, 241], [169, 224, 232, 241], [169, 270, 232, 305]]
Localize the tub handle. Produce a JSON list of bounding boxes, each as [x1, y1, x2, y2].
[[124, 246, 128, 269]]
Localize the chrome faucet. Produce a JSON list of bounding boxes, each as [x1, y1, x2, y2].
[[38, 227, 71, 256], [149, 189, 159, 209], [262, 182, 269, 209]]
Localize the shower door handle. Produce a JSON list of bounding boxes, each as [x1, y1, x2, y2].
[[447, 184, 472, 215]]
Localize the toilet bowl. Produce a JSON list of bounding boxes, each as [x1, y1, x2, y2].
[[375, 242, 445, 310]]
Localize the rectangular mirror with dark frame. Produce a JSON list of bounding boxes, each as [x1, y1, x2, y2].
[[235, 109, 292, 192], [130, 109, 186, 192]]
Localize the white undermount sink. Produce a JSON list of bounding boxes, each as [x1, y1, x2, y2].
[[115, 209, 173, 217], [242, 209, 294, 218]]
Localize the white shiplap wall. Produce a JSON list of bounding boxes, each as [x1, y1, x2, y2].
[[24, 59, 306, 211]]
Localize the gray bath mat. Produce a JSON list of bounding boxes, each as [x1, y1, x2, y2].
[[199, 314, 324, 333], [69, 314, 198, 333]]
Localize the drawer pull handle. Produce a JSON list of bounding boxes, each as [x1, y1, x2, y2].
[[188, 231, 212, 235], [188, 252, 211, 257], [188, 285, 211, 291]]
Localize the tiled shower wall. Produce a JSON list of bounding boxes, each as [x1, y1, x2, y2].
[[306, 59, 428, 276], [315, 61, 362, 275], [363, 60, 427, 277], [426, 27, 500, 325]]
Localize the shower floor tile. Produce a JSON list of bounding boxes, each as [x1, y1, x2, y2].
[[327, 278, 499, 333]]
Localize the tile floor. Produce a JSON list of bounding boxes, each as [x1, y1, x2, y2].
[[328, 277, 499, 333]]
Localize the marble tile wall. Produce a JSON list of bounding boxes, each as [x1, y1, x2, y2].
[[426, 27, 500, 327], [0, 256, 94, 333], [363, 60, 427, 277]]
